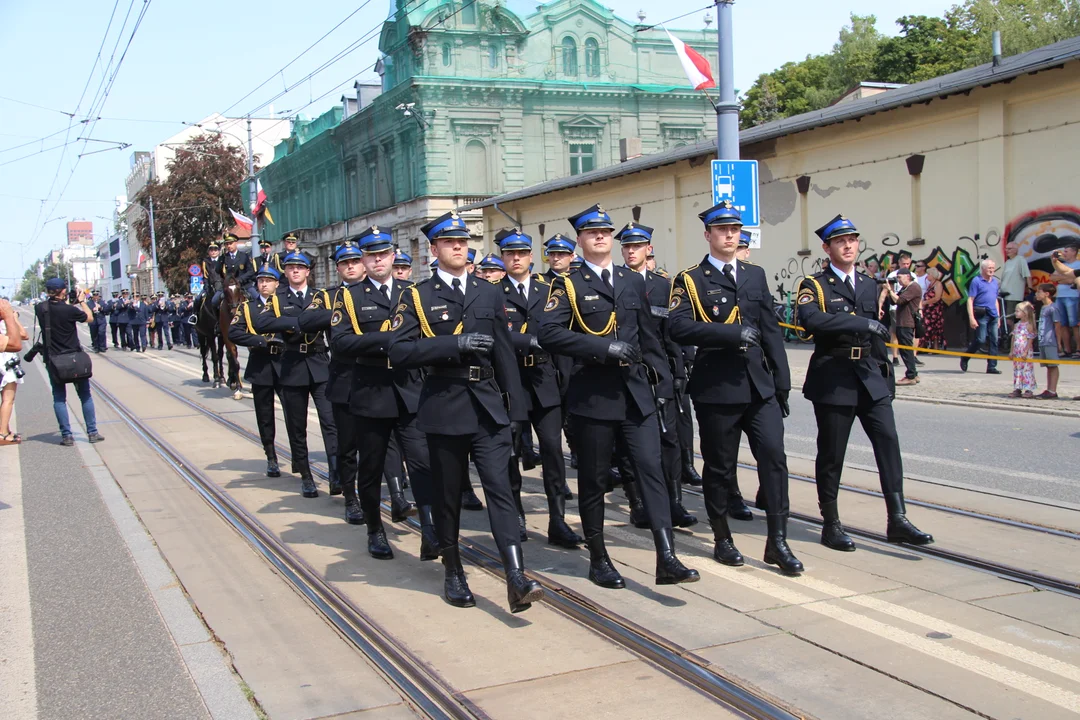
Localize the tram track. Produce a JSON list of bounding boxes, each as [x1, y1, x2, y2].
[[94, 353, 804, 720]]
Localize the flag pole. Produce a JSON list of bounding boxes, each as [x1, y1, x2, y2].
[[247, 117, 259, 248]]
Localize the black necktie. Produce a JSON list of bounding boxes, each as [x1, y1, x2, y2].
[[723, 263, 734, 280], [845, 276, 855, 295], [601, 268, 612, 290], [517, 282, 526, 301], [452, 277, 464, 299], [379, 284, 390, 302]]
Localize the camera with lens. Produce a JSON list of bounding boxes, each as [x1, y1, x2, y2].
[[23, 341, 43, 364], [4, 356, 25, 380]]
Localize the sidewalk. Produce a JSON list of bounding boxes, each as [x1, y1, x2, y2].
[[783, 343, 1080, 418]]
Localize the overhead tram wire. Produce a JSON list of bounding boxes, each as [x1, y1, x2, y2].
[[0, 95, 75, 117], [633, 4, 715, 32]]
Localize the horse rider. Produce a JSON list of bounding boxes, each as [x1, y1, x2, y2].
[[495, 227, 582, 548], [252, 251, 339, 500], [667, 201, 802, 575], [255, 239, 274, 271], [190, 240, 225, 323], [538, 204, 699, 590], [796, 214, 933, 551], [229, 261, 286, 478], [388, 211, 544, 613], [392, 249, 413, 281], [220, 232, 257, 301], [329, 228, 439, 560]]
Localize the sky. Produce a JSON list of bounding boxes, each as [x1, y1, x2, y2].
[[0, 0, 959, 295]]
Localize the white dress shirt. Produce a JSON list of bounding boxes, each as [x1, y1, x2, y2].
[[437, 268, 469, 298], [706, 254, 738, 283]]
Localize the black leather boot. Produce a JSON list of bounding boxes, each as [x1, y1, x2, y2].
[[521, 445, 539, 471], [764, 514, 804, 575], [300, 471, 318, 498], [681, 447, 703, 487], [517, 512, 529, 542], [754, 486, 768, 514], [386, 475, 414, 522], [569, 451, 578, 470], [367, 528, 394, 560], [502, 544, 544, 613], [653, 528, 700, 585], [585, 534, 625, 589], [417, 505, 440, 561], [624, 480, 651, 529], [562, 479, 574, 500], [441, 546, 475, 608], [667, 470, 698, 528], [327, 456, 342, 496], [461, 484, 483, 511], [884, 492, 934, 545], [710, 514, 744, 566], [547, 493, 583, 548], [264, 445, 280, 478], [820, 501, 856, 551], [727, 490, 754, 521], [606, 465, 622, 493], [342, 481, 365, 525]]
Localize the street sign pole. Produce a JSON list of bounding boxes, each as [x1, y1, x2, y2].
[[149, 197, 159, 295], [715, 0, 739, 160]]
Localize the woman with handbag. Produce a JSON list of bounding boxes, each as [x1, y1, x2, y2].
[[0, 298, 28, 445], [33, 278, 104, 446]]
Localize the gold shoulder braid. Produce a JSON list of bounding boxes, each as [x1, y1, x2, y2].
[[409, 286, 462, 338], [683, 273, 741, 325], [564, 276, 616, 337]]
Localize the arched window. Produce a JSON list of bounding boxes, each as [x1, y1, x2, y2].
[[562, 37, 577, 76], [488, 44, 499, 69], [442, 43, 452, 66], [585, 38, 600, 77], [461, 1, 476, 25], [464, 140, 488, 193]]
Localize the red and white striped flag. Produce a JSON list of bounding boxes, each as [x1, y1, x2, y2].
[[137, 251, 147, 268], [229, 208, 254, 230], [666, 29, 715, 91], [251, 178, 267, 215]]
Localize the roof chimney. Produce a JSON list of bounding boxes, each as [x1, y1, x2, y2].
[[992, 30, 1002, 67]]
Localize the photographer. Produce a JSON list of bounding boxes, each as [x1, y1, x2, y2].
[[0, 298, 28, 445], [31, 278, 104, 446]]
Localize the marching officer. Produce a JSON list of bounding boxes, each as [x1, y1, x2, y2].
[[668, 201, 802, 574], [106, 291, 121, 349], [151, 292, 172, 350], [797, 215, 933, 550], [86, 290, 107, 352], [329, 227, 439, 561], [475, 253, 504, 283], [542, 234, 580, 475], [228, 262, 285, 477], [392, 249, 413, 281], [389, 211, 543, 613], [726, 228, 756, 520], [115, 289, 133, 349], [179, 294, 195, 347], [617, 222, 696, 528], [132, 294, 152, 352], [271, 231, 313, 274], [496, 227, 583, 548], [220, 233, 256, 299], [538, 204, 699, 589], [253, 251, 339, 500]]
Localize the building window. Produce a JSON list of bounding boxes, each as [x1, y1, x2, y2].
[[464, 139, 488, 193], [585, 38, 600, 76], [442, 43, 451, 66], [366, 163, 377, 210], [461, 1, 476, 25], [488, 44, 499, 69], [562, 37, 577, 76], [569, 143, 594, 175]]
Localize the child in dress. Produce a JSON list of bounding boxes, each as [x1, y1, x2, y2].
[[1009, 301, 1037, 398]]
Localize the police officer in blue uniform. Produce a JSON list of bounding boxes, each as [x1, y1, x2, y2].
[[330, 228, 439, 560], [86, 291, 107, 352], [539, 204, 699, 589], [389, 211, 543, 613], [721, 230, 757, 520], [476, 253, 505, 283], [219, 233, 257, 300], [541, 234, 579, 484], [668, 202, 802, 574], [392, 249, 413, 281], [131, 294, 151, 352], [797, 215, 933, 550], [229, 262, 285, 477], [496, 227, 583, 548], [151, 292, 172, 350], [115, 289, 133, 349], [253, 251, 339, 500], [106, 291, 121, 349]]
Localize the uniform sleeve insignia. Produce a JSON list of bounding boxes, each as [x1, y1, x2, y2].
[[331, 310, 342, 326], [230, 312, 241, 325], [311, 295, 324, 308], [669, 295, 682, 310], [545, 295, 560, 311], [797, 290, 815, 305], [396, 303, 409, 313], [333, 301, 343, 309], [390, 313, 404, 331], [673, 286, 685, 296]]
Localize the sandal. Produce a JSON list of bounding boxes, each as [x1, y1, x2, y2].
[[1036, 391, 1058, 399], [0, 432, 21, 445], [1022, 391, 1034, 399], [1007, 390, 1022, 398]]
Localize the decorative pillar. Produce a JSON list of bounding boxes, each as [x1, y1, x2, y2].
[[796, 175, 811, 256], [906, 154, 926, 246]]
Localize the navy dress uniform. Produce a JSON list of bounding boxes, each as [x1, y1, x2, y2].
[[668, 202, 802, 574], [86, 292, 106, 351], [542, 234, 579, 473], [132, 296, 151, 352], [538, 204, 699, 589], [496, 227, 583, 548], [115, 290, 133, 349], [389, 211, 543, 613], [229, 263, 285, 477], [253, 251, 339, 500], [106, 291, 121, 348], [797, 214, 932, 550], [329, 229, 439, 561], [392, 249, 413, 281], [270, 231, 314, 275], [255, 239, 275, 273], [615, 222, 697, 529], [723, 229, 756, 520]]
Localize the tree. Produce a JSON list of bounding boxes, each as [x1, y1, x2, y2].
[[949, 0, 1080, 61], [740, 55, 834, 129], [873, 15, 980, 83], [827, 14, 885, 94], [15, 259, 72, 302], [133, 134, 248, 294]]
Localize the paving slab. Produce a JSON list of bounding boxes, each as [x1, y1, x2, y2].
[[974, 589, 1080, 639]]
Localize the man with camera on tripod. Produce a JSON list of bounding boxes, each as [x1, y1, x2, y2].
[[27, 278, 104, 446]]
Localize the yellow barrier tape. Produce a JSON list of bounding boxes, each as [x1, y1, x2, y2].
[[776, 321, 1080, 366]]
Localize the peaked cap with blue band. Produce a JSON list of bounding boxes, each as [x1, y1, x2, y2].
[[738, 230, 752, 247], [282, 250, 311, 267], [392, 249, 412, 267], [479, 253, 505, 270], [569, 255, 584, 270], [334, 239, 364, 264], [815, 214, 860, 242], [543, 233, 576, 254], [699, 200, 743, 227], [615, 221, 654, 245], [256, 262, 282, 280], [353, 225, 394, 254], [421, 211, 470, 241], [495, 227, 532, 251], [430, 258, 439, 269], [568, 204, 614, 232], [467, 248, 477, 263]]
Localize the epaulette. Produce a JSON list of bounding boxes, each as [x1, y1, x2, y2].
[[532, 272, 548, 285]]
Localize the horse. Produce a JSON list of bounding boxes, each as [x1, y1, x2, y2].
[[194, 274, 240, 390], [220, 278, 245, 399]]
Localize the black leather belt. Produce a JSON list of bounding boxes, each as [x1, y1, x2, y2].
[[296, 343, 327, 355], [266, 345, 282, 356], [521, 352, 550, 367], [825, 346, 871, 360], [427, 366, 494, 381], [355, 355, 391, 369]]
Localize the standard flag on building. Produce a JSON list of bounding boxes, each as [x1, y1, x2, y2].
[[229, 208, 254, 231], [250, 178, 274, 224], [666, 29, 715, 91]]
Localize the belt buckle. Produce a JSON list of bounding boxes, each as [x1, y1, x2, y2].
[[523, 355, 535, 367], [849, 346, 862, 360], [386, 358, 393, 369], [299, 343, 308, 354], [468, 366, 481, 382], [618, 360, 630, 367]]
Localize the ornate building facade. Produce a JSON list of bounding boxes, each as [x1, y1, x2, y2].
[[260, 0, 717, 281]]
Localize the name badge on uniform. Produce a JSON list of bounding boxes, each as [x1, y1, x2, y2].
[[583, 295, 599, 301], [361, 305, 378, 311], [430, 305, 447, 312]]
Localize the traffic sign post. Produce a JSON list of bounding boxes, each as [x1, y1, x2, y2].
[[189, 264, 202, 277], [711, 159, 760, 228], [190, 276, 204, 295]]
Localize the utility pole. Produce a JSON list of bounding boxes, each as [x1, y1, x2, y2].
[[247, 117, 259, 247], [148, 197, 160, 295], [715, 0, 739, 160]]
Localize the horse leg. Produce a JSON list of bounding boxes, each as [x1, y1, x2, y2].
[[199, 335, 210, 383]]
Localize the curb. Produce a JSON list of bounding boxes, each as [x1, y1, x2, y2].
[[893, 392, 1080, 418]]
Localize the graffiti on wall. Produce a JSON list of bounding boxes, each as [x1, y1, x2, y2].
[[773, 255, 826, 300], [1002, 205, 1080, 284]]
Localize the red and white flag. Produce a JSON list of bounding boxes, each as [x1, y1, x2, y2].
[[229, 208, 254, 230], [666, 29, 715, 91], [251, 178, 267, 215], [137, 251, 147, 268]]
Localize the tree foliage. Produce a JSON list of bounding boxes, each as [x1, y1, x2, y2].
[[133, 134, 248, 294], [15, 260, 73, 302]]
